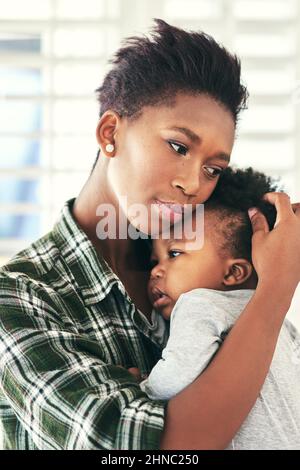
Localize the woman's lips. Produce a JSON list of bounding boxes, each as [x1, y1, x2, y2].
[[152, 199, 184, 223]]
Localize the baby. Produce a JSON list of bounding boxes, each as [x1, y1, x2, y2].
[[139, 167, 300, 450]]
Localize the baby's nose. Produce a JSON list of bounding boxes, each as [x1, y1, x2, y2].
[[150, 263, 164, 279]]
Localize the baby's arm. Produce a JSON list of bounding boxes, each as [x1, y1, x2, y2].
[[140, 289, 228, 400]]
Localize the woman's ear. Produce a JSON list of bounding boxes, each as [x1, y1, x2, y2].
[[95, 110, 121, 156], [222, 258, 253, 287]]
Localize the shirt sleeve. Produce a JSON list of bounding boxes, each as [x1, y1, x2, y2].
[[140, 289, 229, 401], [0, 274, 167, 450]]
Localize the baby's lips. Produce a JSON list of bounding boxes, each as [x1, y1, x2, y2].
[[151, 285, 167, 301]]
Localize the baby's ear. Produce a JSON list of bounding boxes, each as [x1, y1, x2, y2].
[[222, 258, 253, 287]]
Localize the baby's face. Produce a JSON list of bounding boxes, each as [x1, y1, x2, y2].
[[147, 231, 226, 320]]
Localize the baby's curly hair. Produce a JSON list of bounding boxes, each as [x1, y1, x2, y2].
[[205, 167, 283, 262]]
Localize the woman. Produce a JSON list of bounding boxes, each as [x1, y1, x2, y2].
[[0, 19, 299, 450]]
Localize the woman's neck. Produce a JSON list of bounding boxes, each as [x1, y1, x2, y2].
[[72, 158, 148, 275]]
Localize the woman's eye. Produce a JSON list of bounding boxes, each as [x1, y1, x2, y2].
[[168, 141, 188, 156], [168, 250, 181, 258], [204, 167, 224, 178]]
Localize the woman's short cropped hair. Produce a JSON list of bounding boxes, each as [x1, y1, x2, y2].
[[95, 18, 248, 125], [92, 19, 248, 170]]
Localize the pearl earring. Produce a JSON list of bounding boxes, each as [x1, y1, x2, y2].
[[105, 143, 115, 153]]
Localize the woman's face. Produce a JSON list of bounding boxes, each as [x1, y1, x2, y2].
[[102, 92, 235, 235]]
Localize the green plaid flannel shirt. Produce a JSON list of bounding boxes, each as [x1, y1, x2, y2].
[[0, 198, 170, 450]]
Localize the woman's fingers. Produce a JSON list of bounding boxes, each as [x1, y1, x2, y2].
[[248, 208, 269, 235], [116, 365, 144, 382], [127, 367, 142, 381], [250, 191, 300, 290], [262, 192, 294, 226]]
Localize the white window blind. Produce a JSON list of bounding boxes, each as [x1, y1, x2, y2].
[[1, 0, 300, 331], [0, 0, 125, 264]]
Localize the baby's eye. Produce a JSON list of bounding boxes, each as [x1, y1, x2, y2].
[[168, 250, 182, 258], [168, 141, 188, 156], [204, 166, 224, 178]]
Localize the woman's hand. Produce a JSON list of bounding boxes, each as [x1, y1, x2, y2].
[[127, 367, 142, 382], [127, 367, 148, 383], [116, 365, 148, 383], [249, 192, 300, 301]]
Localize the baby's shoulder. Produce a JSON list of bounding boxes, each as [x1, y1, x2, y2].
[[176, 288, 253, 310]]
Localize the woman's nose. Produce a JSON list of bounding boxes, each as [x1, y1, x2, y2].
[[172, 165, 200, 197]]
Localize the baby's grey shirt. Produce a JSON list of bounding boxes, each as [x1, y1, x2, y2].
[[139, 288, 300, 450]]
